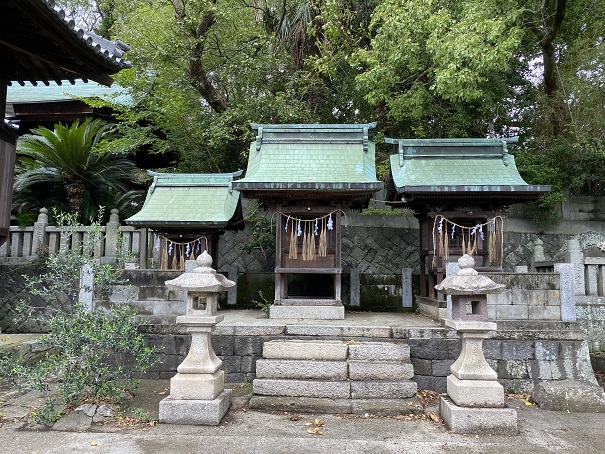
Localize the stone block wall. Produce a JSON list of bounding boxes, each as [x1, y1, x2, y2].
[[141, 321, 596, 393], [486, 273, 563, 321], [576, 297, 605, 351], [217, 222, 420, 275]]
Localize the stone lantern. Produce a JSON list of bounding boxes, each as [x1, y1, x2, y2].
[[435, 254, 518, 435], [158, 251, 235, 425]]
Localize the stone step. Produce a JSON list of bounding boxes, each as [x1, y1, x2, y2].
[[249, 396, 425, 416], [255, 359, 348, 380], [253, 378, 350, 398], [263, 340, 349, 361], [348, 361, 414, 380], [351, 380, 417, 399], [348, 342, 410, 362], [269, 304, 344, 320]]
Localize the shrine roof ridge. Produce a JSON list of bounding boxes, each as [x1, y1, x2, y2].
[[147, 170, 243, 188]]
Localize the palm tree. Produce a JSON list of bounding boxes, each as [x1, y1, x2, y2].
[[14, 118, 139, 221]]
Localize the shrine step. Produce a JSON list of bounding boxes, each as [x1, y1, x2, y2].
[[252, 339, 418, 414], [248, 396, 425, 416], [269, 304, 344, 320], [278, 299, 342, 306]]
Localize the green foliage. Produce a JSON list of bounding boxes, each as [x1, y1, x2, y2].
[[240, 202, 274, 256], [34, 303, 156, 408], [354, 0, 523, 136], [252, 290, 271, 318], [21, 209, 131, 315], [14, 119, 141, 223], [361, 206, 413, 217], [4, 211, 156, 425]]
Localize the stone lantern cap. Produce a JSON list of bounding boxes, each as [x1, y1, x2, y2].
[[435, 254, 504, 295], [165, 251, 235, 293]]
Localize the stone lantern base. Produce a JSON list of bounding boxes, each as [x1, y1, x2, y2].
[[439, 395, 518, 435], [159, 389, 232, 426]]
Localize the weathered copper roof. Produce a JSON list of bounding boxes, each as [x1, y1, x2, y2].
[[0, 0, 131, 87], [125, 171, 243, 229], [232, 124, 383, 201], [386, 137, 550, 203]]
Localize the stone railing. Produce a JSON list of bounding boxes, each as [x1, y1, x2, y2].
[[0, 208, 149, 267], [531, 236, 605, 350], [533, 237, 605, 298]]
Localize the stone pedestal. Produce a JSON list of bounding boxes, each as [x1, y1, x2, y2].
[[439, 395, 518, 435], [159, 390, 232, 425]]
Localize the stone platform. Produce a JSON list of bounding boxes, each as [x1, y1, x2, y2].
[[118, 311, 598, 394]]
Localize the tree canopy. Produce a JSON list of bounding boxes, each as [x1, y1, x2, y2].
[[57, 0, 605, 217]]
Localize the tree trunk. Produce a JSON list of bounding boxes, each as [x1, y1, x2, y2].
[[64, 176, 86, 216], [526, 0, 567, 136], [171, 0, 228, 114]]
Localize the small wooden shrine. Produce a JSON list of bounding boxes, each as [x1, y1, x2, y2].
[[125, 172, 243, 270], [386, 137, 550, 299], [233, 123, 383, 319]]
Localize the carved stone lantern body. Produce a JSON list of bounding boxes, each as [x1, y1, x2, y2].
[[159, 251, 235, 425], [435, 254, 518, 434]]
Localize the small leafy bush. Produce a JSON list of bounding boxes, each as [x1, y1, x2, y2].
[[7, 209, 157, 425], [11, 303, 157, 425]]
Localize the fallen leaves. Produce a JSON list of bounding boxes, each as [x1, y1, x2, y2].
[[395, 412, 443, 424], [305, 418, 325, 435], [417, 389, 440, 407]]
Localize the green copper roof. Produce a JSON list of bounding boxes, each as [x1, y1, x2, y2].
[[6, 81, 132, 105], [232, 124, 383, 192], [387, 137, 550, 195], [125, 171, 242, 228]]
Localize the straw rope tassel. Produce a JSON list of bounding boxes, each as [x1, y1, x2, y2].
[[308, 221, 316, 260], [302, 223, 306, 261], [180, 244, 186, 270], [161, 238, 168, 269], [289, 221, 297, 259], [441, 220, 450, 260], [319, 218, 327, 257], [462, 230, 466, 256]]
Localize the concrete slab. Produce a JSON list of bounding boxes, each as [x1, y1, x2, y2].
[[249, 396, 352, 414], [348, 342, 410, 361], [169, 371, 224, 400], [350, 381, 417, 399], [446, 375, 505, 408]]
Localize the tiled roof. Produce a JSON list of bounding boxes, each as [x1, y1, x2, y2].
[[1, 0, 131, 87], [387, 137, 550, 196], [232, 124, 383, 192], [125, 172, 243, 228]]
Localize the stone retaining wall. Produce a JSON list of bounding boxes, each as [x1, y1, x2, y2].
[[141, 321, 595, 393]]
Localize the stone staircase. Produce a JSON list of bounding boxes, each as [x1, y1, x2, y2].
[[250, 339, 421, 415]]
